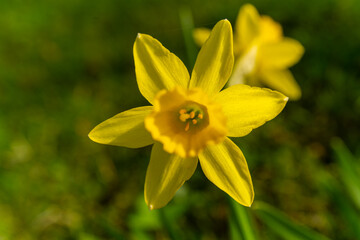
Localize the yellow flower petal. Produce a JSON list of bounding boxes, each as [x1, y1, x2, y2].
[[260, 69, 302, 100], [145, 142, 198, 210], [215, 84, 288, 137], [199, 137, 254, 207], [235, 4, 260, 51], [190, 19, 234, 96], [228, 45, 258, 86], [193, 28, 211, 46], [88, 106, 154, 148], [145, 87, 227, 158], [133, 34, 190, 104], [258, 38, 304, 69], [259, 15, 283, 44]]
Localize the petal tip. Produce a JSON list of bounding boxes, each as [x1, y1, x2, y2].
[[148, 204, 154, 210], [243, 3, 255, 8], [88, 127, 102, 144], [221, 19, 231, 26], [88, 129, 96, 142], [216, 19, 231, 28], [284, 96, 289, 102]]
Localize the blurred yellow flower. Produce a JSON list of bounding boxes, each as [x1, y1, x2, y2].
[[89, 20, 288, 210], [193, 4, 304, 100]]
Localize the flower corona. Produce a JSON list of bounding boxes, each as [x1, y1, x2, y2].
[[145, 87, 227, 158]]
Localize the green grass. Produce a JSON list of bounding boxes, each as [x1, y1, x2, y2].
[[0, 0, 360, 239]]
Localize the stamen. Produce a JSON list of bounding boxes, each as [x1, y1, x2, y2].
[[179, 113, 190, 122], [189, 111, 195, 119], [179, 109, 187, 114], [185, 122, 190, 131], [178, 104, 205, 132]]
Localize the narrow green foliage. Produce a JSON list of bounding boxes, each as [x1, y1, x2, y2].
[[229, 212, 244, 240], [159, 208, 182, 240], [253, 201, 330, 240], [228, 197, 257, 240], [331, 138, 360, 209], [179, 6, 197, 68], [319, 171, 360, 238]]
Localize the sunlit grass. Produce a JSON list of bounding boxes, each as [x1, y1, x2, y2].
[[0, 0, 359, 239]]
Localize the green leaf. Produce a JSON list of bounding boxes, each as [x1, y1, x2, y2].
[[253, 201, 330, 240]]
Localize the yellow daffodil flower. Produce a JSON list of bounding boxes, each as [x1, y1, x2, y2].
[[194, 4, 304, 100], [89, 20, 288, 210]]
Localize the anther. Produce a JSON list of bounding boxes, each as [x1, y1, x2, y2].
[[185, 122, 190, 131], [179, 109, 187, 115], [178, 105, 205, 131], [179, 113, 190, 122]]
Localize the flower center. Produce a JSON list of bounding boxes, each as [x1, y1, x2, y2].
[[145, 87, 227, 158], [178, 102, 207, 131]]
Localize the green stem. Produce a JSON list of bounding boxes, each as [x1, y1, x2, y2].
[[228, 197, 257, 240], [179, 6, 197, 71], [158, 208, 181, 240]]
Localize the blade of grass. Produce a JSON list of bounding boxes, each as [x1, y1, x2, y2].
[[331, 138, 360, 209], [179, 6, 197, 69], [253, 201, 329, 240], [228, 197, 257, 240], [318, 166, 360, 237], [229, 211, 244, 240], [159, 208, 182, 240]]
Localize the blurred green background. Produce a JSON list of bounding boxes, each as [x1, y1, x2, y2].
[[1, 0, 360, 239]]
